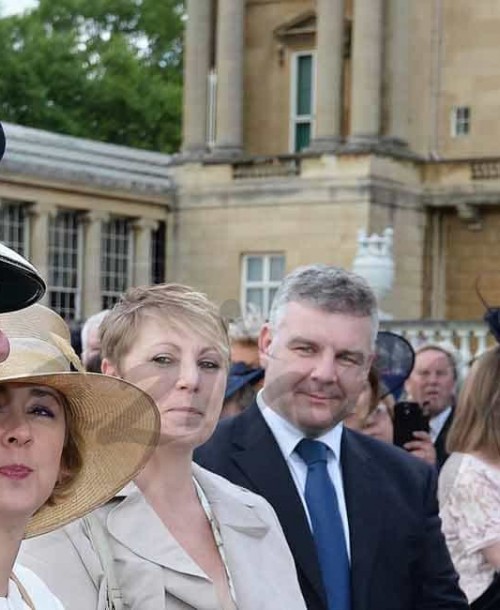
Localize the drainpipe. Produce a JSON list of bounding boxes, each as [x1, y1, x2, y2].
[[430, 0, 443, 160]]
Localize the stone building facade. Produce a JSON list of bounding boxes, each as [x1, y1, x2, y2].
[[3, 0, 500, 326], [176, 0, 500, 322], [0, 123, 172, 323]]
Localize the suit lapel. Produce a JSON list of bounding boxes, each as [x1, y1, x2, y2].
[[434, 408, 454, 468], [341, 430, 385, 610], [229, 403, 326, 607]]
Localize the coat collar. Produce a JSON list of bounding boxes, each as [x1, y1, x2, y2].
[[107, 485, 205, 577], [192, 464, 270, 536], [106, 465, 270, 574]]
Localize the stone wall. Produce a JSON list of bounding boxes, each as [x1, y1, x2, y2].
[[170, 155, 371, 306], [444, 209, 500, 320]]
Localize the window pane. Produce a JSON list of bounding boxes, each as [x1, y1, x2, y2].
[[246, 288, 263, 312], [101, 217, 131, 307], [295, 123, 311, 152], [0, 203, 27, 256], [48, 210, 80, 321], [246, 256, 263, 281], [452, 106, 470, 137], [270, 256, 285, 281], [151, 221, 166, 285], [297, 55, 312, 116]]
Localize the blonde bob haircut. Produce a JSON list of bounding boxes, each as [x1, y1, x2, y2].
[[446, 345, 500, 460], [100, 284, 230, 369]]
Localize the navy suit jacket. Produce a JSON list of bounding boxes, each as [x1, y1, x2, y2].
[[195, 402, 469, 610], [434, 408, 454, 471]]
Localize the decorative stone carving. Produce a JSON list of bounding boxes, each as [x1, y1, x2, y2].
[[456, 202, 482, 231], [352, 227, 395, 319]]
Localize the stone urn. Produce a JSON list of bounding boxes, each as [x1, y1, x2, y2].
[[352, 227, 395, 319]]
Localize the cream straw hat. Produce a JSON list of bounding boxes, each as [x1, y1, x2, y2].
[[0, 304, 160, 537]]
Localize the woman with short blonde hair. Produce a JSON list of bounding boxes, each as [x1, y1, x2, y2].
[[21, 284, 306, 610]]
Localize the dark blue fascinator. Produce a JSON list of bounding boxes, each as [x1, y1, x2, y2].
[[224, 362, 265, 401], [374, 331, 415, 400]]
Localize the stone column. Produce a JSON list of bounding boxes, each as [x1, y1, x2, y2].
[[213, 0, 245, 157], [309, 0, 345, 151], [133, 218, 159, 286], [349, 0, 384, 144], [81, 210, 109, 318], [182, 0, 213, 155], [386, 0, 409, 146], [28, 201, 56, 306]]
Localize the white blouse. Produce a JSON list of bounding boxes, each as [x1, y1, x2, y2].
[[439, 452, 500, 602], [0, 564, 64, 610]]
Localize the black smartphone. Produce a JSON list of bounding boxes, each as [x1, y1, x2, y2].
[[393, 401, 430, 448]]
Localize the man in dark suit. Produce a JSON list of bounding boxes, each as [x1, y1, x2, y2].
[[196, 265, 468, 610], [405, 343, 458, 470]]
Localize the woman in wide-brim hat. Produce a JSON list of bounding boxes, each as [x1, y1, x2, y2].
[[0, 304, 159, 609]]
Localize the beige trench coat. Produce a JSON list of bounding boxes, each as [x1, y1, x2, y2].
[[20, 464, 306, 610]]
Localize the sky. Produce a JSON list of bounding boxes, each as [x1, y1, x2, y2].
[[0, 0, 38, 17]]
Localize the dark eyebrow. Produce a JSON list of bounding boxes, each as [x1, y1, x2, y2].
[[28, 388, 60, 400], [0, 385, 61, 403]]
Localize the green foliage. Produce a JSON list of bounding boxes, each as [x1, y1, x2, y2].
[[0, 0, 184, 152]]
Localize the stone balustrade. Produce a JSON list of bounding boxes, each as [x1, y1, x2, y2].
[[380, 319, 492, 376]]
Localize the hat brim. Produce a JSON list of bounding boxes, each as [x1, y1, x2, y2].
[[224, 368, 264, 401], [0, 123, 5, 162], [0, 253, 46, 313], [375, 331, 416, 400], [2, 372, 160, 538]]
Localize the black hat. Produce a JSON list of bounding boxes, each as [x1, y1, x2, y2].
[[0, 122, 46, 311], [374, 331, 416, 399], [0, 243, 46, 312], [0, 123, 5, 162], [476, 275, 500, 343], [224, 362, 265, 401]]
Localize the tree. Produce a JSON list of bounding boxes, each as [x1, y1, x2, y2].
[[0, 0, 184, 152]]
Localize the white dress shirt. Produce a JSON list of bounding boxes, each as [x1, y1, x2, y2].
[[257, 390, 351, 560], [429, 405, 452, 443]]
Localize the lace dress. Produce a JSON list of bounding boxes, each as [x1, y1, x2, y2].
[[438, 452, 500, 602]]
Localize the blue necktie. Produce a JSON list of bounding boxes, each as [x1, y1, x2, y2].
[[296, 438, 351, 610]]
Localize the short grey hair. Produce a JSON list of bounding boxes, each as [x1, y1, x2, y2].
[[269, 264, 379, 346], [81, 309, 109, 351]]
